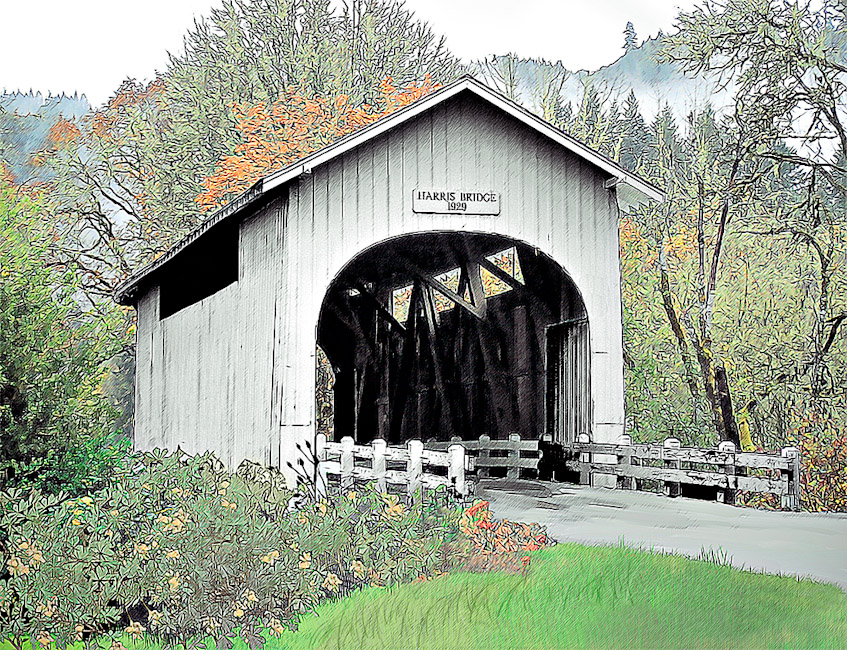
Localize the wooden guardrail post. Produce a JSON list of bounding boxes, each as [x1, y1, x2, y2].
[[407, 439, 423, 500], [616, 434, 634, 490], [577, 432, 591, 486], [717, 440, 736, 505], [663, 437, 681, 498], [448, 443, 466, 499], [372, 438, 387, 494], [315, 433, 328, 501], [340, 436, 354, 492], [507, 433, 521, 479], [478, 435, 491, 478], [780, 446, 800, 511]]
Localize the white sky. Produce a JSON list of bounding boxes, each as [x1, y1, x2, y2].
[[2, 0, 697, 107]]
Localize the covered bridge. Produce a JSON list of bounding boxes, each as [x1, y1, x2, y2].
[[115, 76, 663, 486]]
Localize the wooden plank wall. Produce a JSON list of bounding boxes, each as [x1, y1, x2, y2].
[[133, 89, 626, 484]]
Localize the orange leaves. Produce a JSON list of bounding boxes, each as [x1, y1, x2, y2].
[[47, 118, 81, 149], [196, 75, 440, 212]]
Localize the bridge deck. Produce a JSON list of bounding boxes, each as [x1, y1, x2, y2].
[[477, 479, 847, 591]]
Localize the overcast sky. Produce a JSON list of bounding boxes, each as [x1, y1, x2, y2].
[[2, 0, 697, 107]]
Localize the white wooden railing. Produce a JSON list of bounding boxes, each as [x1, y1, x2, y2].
[[563, 434, 802, 511], [425, 434, 542, 478], [315, 434, 473, 499]]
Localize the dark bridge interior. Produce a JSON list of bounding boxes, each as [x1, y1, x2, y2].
[[316, 232, 588, 445]]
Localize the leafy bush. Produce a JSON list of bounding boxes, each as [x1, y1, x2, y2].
[[736, 416, 847, 513], [0, 177, 131, 497], [446, 500, 553, 575], [0, 449, 465, 649]]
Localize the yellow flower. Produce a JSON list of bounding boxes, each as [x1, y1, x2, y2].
[[166, 550, 180, 559], [36, 631, 53, 648], [72, 509, 83, 516], [268, 617, 286, 637], [8, 556, 30, 576], [168, 574, 180, 591], [298, 553, 311, 570], [17, 540, 29, 550], [71, 519, 82, 526], [156, 514, 171, 524], [244, 589, 258, 603], [164, 517, 184, 532], [351, 560, 365, 578], [346, 491, 358, 501], [221, 499, 237, 510], [316, 501, 327, 515], [134, 543, 150, 557], [111, 509, 119, 517], [124, 621, 145, 640], [322, 572, 341, 592], [30, 549, 44, 565], [233, 608, 244, 618], [80, 496, 93, 506], [382, 501, 406, 520], [35, 601, 56, 618], [260, 550, 280, 565]]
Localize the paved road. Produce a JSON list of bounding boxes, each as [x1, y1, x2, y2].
[[477, 479, 847, 591]]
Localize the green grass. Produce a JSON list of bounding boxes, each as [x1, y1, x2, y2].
[[265, 542, 847, 650], [8, 542, 847, 650]]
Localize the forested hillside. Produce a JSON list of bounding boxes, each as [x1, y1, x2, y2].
[[1, 0, 844, 510], [0, 92, 90, 184]]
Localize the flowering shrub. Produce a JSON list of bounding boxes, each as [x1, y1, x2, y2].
[[0, 451, 554, 650], [448, 500, 553, 574], [0, 450, 462, 649]]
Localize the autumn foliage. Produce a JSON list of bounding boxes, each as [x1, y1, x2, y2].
[[46, 117, 81, 149], [196, 76, 440, 212]]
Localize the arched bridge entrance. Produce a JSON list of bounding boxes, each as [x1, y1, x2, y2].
[[317, 231, 591, 449]]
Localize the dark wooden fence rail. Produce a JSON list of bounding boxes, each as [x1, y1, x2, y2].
[[315, 434, 473, 499], [563, 434, 802, 511], [425, 434, 542, 478]]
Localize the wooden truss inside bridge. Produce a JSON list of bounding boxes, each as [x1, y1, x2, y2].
[[317, 232, 590, 447]]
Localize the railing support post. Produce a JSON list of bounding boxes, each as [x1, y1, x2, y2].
[[663, 438, 681, 498], [407, 439, 423, 501], [616, 434, 633, 490], [372, 439, 387, 494], [448, 443, 466, 501], [507, 433, 521, 480], [781, 446, 800, 511], [478, 435, 491, 479], [315, 433, 328, 501], [340, 436, 354, 492], [577, 432, 591, 486], [717, 440, 736, 505]]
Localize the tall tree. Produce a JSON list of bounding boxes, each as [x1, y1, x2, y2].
[[662, 0, 847, 400], [0, 178, 129, 493]]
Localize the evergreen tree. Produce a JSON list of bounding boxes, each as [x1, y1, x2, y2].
[[624, 21, 638, 51], [619, 90, 649, 171]]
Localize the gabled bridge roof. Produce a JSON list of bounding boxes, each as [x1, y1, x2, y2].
[[115, 75, 663, 306]]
